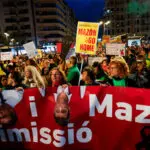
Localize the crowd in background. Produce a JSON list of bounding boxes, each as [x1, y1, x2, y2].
[[0, 43, 150, 91]]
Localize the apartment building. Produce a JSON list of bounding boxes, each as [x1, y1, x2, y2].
[[0, 0, 77, 46], [104, 0, 150, 38]]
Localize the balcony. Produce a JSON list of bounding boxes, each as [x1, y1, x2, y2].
[[36, 7, 65, 17], [37, 30, 65, 36]]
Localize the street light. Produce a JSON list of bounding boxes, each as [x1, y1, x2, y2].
[[99, 20, 111, 35], [4, 32, 10, 38], [105, 21, 111, 25], [99, 21, 103, 26], [10, 38, 15, 42], [4, 32, 10, 47]]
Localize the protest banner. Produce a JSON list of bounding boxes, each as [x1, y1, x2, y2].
[[75, 22, 99, 55], [128, 39, 141, 46], [0, 52, 13, 61], [102, 35, 110, 44], [88, 56, 105, 66], [106, 43, 126, 56], [23, 41, 37, 58], [110, 35, 122, 43], [0, 86, 149, 150]]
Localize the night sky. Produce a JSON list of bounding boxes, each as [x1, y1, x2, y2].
[[65, 0, 104, 22]]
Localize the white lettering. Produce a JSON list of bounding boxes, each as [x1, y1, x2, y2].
[[31, 122, 38, 142], [135, 105, 150, 123], [76, 121, 92, 143], [53, 130, 66, 147], [40, 127, 51, 144], [68, 123, 74, 144], [89, 94, 112, 117], [115, 102, 132, 121], [7, 128, 31, 142]]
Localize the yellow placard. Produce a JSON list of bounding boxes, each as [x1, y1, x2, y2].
[[102, 35, 110, 44], [75, 22, 99, 55]]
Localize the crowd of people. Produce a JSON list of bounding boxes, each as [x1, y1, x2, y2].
[[0, 44, 150, 91], [0, 43, 150, 126]]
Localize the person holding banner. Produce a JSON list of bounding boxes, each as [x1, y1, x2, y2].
[[107, 60, 136, 87], [23, 65, 45, 88], [129, 57, 150, 88], [80, 66, 100, 86], [92, 61, 108, 83], [48, 67, 68, 87]]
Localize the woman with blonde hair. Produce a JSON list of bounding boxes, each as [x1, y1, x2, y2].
[[23, 65, 45, 88], [107, 60, 136, 87]]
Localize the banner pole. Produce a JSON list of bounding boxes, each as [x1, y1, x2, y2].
[[78, 59, 84, 86]]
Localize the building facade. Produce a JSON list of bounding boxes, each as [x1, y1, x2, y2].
[[0, 0, 35, 45], [0, 0, 77, 46], [104, 0, 150, 38]]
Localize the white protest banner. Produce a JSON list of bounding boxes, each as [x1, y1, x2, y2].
[[0, 52, 13, 61], [106, 43, 125, 56], [88, 57, 106, 66], [23, 41, 37, 58]]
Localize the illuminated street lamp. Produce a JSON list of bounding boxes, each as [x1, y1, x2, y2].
[[105, 21, 111, 25], [4, 32, 10, 38], [99, 21, 103, 26], [4, 32, 10, 47], [99, 20, 111, 35]]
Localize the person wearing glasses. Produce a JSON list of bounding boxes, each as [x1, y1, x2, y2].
[[107, 60, 136, 87]]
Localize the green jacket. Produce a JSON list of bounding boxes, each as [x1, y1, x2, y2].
[[67, 64, 80, 85], [146, 56, 150, 69]]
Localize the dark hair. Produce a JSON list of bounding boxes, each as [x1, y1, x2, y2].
[[26, 59, 37, 67], [92, 61, 100, 68], [54, 111, 70, 126], [82, 66, 95, 81], [48, 54, 53, 59], [70, 56, 77, 65], [0, 75, 7, 82], [92, 61, 106, 78], [11, 71, 23, 84]]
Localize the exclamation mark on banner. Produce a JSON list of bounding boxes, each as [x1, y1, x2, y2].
[[29, 96, 38, 117]]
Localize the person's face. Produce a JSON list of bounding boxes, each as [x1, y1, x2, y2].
[[44, 60, 49, 68], [0, 106, 12, 124], [93, 67, 98, 75], [140, 50, 146, 56], [1, 77, 7, 86], [54, 92, 69, 119], [102, 60, 107, 67], [136, 62, 144, 72], [25, 69, 32, 78], [44, 68, 49, 75], [109, 64, 119, 77], [26, 60, 30, 65], [82, 71, 89, 82], [50, 69, 62, 84]]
